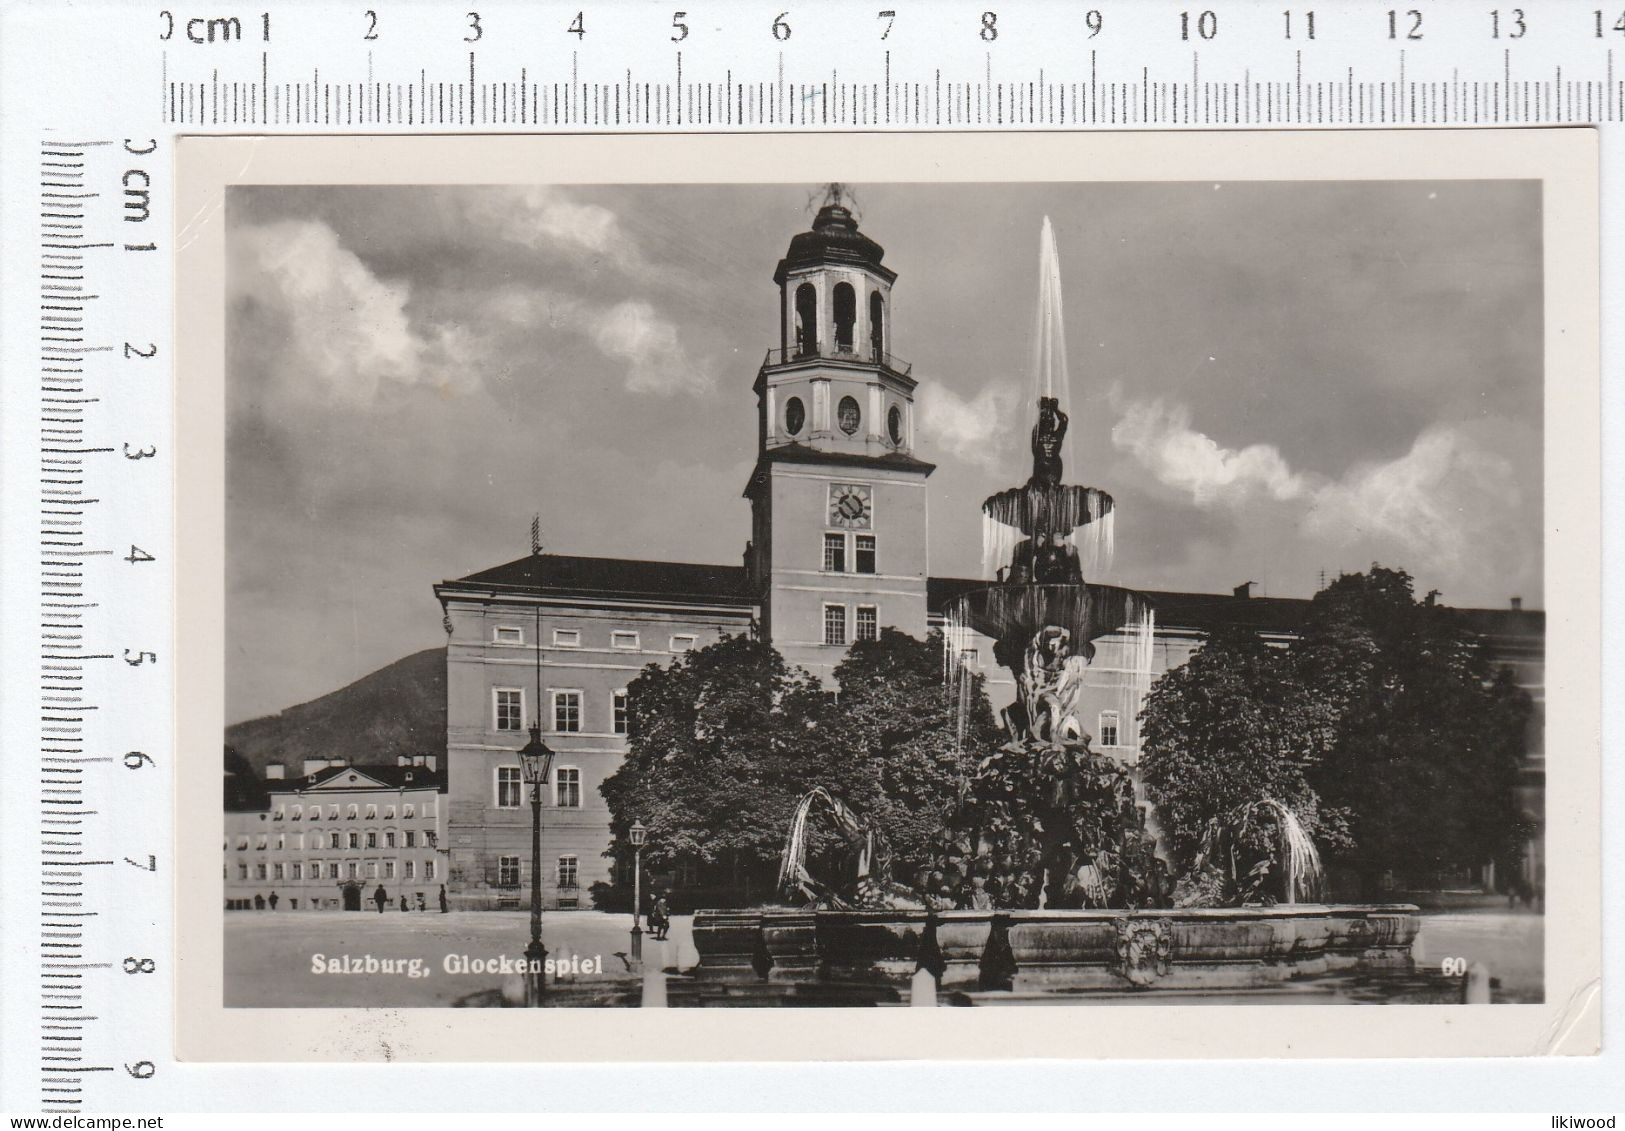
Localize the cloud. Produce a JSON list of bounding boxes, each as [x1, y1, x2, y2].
[[592, 300, 714, 395], [476, 186, 644, 272], [1112, 398, 1518, 575], [229, 218, 475, 404], [1305, 426, 1517, 573], [1112, 399, 1308, 504], [919, 383, 1016, 468], [487, 287, 713, 396]]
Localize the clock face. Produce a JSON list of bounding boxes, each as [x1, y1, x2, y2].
[[828, 483, 872, 529]]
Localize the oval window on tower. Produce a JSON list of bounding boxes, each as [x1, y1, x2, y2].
[[784, 396, 806, 437], [837, 396, 861, 436], [887, 405, 903, 445]]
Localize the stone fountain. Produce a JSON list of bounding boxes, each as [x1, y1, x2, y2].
[[691, 219, 1420, 1000]]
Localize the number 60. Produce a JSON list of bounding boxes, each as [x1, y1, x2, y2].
[[1440, 956, 1468, 977]]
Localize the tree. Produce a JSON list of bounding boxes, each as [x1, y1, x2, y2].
[[1301, 567, 1534, 893], [818, 628, 1001, 870], [598, 633, 830, 899], [597, 628, 999, 905], [1138, 624, 1347, 885]]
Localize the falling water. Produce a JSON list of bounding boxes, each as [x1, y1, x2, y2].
[[1120, 604, 1156, 749], [1235, 799, 1324, 904], [1030, 216, 1071, 420]]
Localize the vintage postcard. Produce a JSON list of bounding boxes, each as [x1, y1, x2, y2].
[[174, 130, 1599, 1060]]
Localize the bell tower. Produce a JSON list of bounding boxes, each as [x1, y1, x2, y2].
[[744, 187, 935, 684]]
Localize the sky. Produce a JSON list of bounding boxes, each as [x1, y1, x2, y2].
[[225, 180, 1543, 723]]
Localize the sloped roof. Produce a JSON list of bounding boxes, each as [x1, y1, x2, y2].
[[275, 763, 447, 794], [443, 553, 755, 607], [926, 576, 1543, 638]]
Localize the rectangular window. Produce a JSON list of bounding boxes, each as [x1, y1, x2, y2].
[[329, 863, 341, 880], [856, 605, 879, 642], [1099, 711, 1121, 747], [959, 647, 980, 668], [384, 831, 396, 848], [424, 860, 435, 880], [329, 832, 341, 849], [256, 863, 268, 880], [612, 630, 639, 649], [275, 834, 286, 851], [347, 832, 359, 849], [498, 856, 520, 887], [365, 831, 378, 849], [405, 830, 417, 848], [347, 862, 359, 879], [556, 767, 582, 808], [237, 863, 248, 880], [256, 833, 267, 850], [291, 805, 302, 821], [613, 689, 629, 735], [274, 862, 285, 880], [274, 804, 285, 821], [855, 534, 877, 574], [670, 634, 695, 653], [291, 862, 303, 880], [552, 628, 580, 648], [365, 862, 378, 879], [403, 803, 415, 819], [823, 604, 847, 646], [557, 855, 579, 888], [823, 532, 847, 572], [384, 861, 395, 879], [236, 835, 248, 850], [328, 805, 340, 820], [404, 860, 415, 880], [383, 805, 395, 820], [495, 766, 523, 809], [493, 625, 523, 645], [364, 804, 377, 820], [346, 804, 359, 820], [494, 688, 524, 732], [552, 690, 581, 733]]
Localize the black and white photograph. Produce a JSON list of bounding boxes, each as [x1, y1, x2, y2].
[[172, 132, 1597, 1058]]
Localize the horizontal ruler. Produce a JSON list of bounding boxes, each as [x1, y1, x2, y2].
[[147, 1, 1625, 128]]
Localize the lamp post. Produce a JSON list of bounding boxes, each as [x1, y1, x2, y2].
[[629, 820, 647, 963], [517, 724, 556, 1006]]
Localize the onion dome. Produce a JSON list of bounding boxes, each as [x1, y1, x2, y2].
[[774, 202, 895, 284]]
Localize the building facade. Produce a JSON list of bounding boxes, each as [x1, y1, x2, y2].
[[224, 757, 447, 911], [434, 201, 1546, 908]]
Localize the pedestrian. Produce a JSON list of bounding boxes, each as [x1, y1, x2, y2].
[[254, 893, 265, 911], [373, 884, 388, 914], [268, 890, 279, 911], [438, 884, 449, 914], [399, 894, 408, 912], [651, 891, 670, 941], [417, 893, 427, 912]]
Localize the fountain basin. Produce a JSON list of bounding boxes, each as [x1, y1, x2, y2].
[[692, 905, 1419, 994], [947, 582, 1152, 655]]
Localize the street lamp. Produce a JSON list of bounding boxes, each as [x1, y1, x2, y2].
[[517, 723, 556, 1006], [629, 820, 647, 962]]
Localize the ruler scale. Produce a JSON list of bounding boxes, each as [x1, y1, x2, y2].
[[0, 0, 1620, 1113], [158, 46, 1625, 128]]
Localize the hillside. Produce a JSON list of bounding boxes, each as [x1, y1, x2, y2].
[[225, 647, 446, 780]]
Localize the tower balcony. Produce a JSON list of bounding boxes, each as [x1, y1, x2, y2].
[[760, 341, 913, 381]]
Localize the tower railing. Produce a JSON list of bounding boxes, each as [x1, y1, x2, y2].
[[761, 343, 913, 377]]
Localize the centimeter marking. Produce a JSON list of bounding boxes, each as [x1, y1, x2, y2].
[[37, 136, 119, 1111], [161, 47, 1625, 126]]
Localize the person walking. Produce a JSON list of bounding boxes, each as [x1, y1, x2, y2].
[[651, 892, 670, 941], [253, 893, 265, 911], [438, 884, 449, 914], [399, 894, 408, 912], [373, 884, 388, 914], [268, 890, 279, 911]]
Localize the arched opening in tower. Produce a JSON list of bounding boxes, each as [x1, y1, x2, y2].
[[794, 283, 818, 358], [833, 282, 856, 353], [869, 290, 885, 362]]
